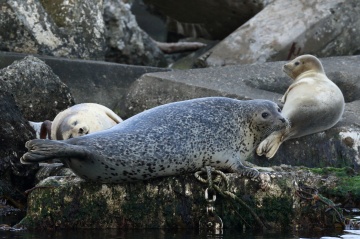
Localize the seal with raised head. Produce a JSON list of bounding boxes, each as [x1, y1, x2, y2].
[[50, 103, 123, 140], [256, 54, 345, 159], [21, 97, 288, 183]]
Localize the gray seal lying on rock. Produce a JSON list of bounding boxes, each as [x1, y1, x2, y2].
[[21, 97, 288, 183], [256, 54, 345, 159]]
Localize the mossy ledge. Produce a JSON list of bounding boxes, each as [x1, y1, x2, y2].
[[17, 166, 358, 231]]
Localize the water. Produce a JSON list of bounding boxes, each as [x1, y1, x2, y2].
[[1, 212, 360, 239], [0, 225, 354, 239], [0, 228, 299, 239]]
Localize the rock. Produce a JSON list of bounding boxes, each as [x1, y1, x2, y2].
[[18, 166, 352, 230], [125, 55, 360, 169], [130, 0, 167, 42], [1, 0, 106, 60], [0, 51, 171, 119], [0, 0, 168, 66], [144, 0, 274, 40], [103, 0, 168, 67], [0, 90, 38, 201], [200, 0, 360, 67], [0, 55, 74, 121]]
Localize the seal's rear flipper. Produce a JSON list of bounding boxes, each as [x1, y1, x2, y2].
[[256, 131, 283, 159], [21, 139, 86, 164]]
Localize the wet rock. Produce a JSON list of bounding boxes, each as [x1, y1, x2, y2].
[[103, 0, 167, 67], [0, 90, 38, 199], [1, 0, 105, 60], [200, 0, 360, 67], [0, 55, 74, 121], [125, 55, 360, 169], [18, 166, 351, 230]]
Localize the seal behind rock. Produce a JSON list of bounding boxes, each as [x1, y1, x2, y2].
[[21, 97, 288, 183]]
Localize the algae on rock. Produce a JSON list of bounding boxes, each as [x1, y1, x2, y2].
[[18, 165, 352, 231]]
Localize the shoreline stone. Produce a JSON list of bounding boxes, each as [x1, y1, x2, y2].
[[17, 165, 353, 230]]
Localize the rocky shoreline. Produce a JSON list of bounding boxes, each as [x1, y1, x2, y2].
[[1, 0, 360, 232]]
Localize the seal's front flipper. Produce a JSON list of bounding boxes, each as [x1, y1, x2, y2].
[[256, 131, 283, 159], [21, 139, 88, 164], [233, 161, 260, 179], [238, 167, 260, 179]]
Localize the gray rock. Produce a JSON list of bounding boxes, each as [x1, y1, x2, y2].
[[144, 0, 274, 40], [0, 55, 74, 121], [0, 90, 38, 196], [0, 51, 170, 119], [200, 0, 360, 67], [103, 0, 168, 67], [0, 0, 167, 67], [1, 0, 106, 60], [126, 55, 360, 168], [131, 0, 167, 42]]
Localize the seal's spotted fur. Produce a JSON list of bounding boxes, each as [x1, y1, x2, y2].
[[21, 97, 288, 183]]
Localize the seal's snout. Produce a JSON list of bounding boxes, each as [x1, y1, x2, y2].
[[280, 118, 286, 123], [282, 64, 290, 73], [78, 125, 89, 135]]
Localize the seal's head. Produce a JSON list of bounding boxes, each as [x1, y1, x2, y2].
[[58, 115, 90, 139], [283, 54, 325, 80], [248, 100, 289, 140]]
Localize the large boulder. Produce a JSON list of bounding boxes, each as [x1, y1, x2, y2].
[[0, 51, 171, 119], [103, 0, 167, 67], [1, 0, 105, 60], [0, 0, 167, 67], [143, 0, 274, 40], [0, 55, 74, 121], [0, 90, 38, 204], [199, 0, 360, 67]]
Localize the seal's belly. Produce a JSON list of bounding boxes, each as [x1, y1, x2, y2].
[[64, 147, 239, 183]]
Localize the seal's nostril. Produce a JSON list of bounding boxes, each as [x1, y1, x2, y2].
[[280, 118, 286, 123]]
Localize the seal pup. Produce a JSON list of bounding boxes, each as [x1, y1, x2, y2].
[[51, 103, 123, 140], [256, 54, 345, 159], [21, 97, 288, 183]]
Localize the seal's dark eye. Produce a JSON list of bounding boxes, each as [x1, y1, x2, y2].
[[294, 61, 300, 66], [277, 107, 281, 113], [262, 112, 269, 119]]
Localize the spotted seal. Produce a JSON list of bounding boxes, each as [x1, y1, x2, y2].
[[50, 103, 123, 140], [256, 54, 345, 159], [21, 97, 288, 183]]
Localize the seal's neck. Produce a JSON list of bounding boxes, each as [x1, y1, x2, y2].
[[295, 70, 324, 81]]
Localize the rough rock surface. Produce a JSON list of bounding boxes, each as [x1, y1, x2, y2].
[[0, 90, 38, 203], [0, 0, 167, 67], [1, 0, 105, 60], [0, 55, 74, 121], [103, 0, 167, 67], [18, 165, 353, 230], [0, 51, 170, 119], [125, 55, 360, 169], [200, 0, 360, 67]]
